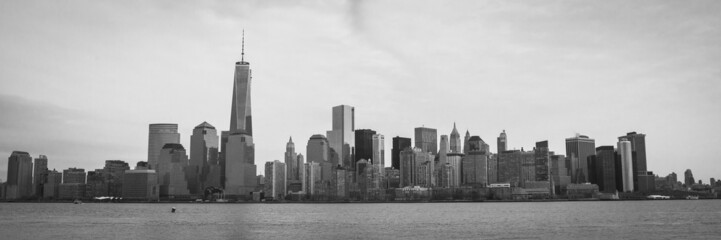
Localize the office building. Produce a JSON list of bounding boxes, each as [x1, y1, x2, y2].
[[391, 136, 411, 170], [461, 136, 489, 186], [264, 160, 287, 200], [449, 123, 462, 153], [355, 129, 376, 164], [684, 169, 695, 187], [463, 130, 471, 154], [399, 147, 433, 187], [620, 132, 654, 192], [565, 134, 596, 183], [33, 155, 48, 197], [414, 127, 437, 154], [63, 168, 86, 184], [617, 138, 634, 192], [103, 160, 129, 197], [327, 105, 355, 168], [189, 121, 219, 195], [497, 130, 507, 154], [372, 134, 385, 172], [589, 146, 618, 193], [147, 123, 180, 170], [5, 151, 33, 200], [157, 143, 189, 197], [307, 134, 330, 164], [43, 170, 62, 199], [497, 150, 535, 187], [122, 169, 159, 201]]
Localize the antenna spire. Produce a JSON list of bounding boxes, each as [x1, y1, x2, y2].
[[241, 30, 245, 62]]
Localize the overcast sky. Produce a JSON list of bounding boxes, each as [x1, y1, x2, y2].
[[1, 1, 720, 183]]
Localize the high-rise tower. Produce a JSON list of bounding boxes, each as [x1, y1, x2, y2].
[[327, 105, 355, 168], [497, 130, 507, 154], [285, 137, 298, 181], [565, 134, 595, 183], [449, 123, 462, 153], [225, 33, 258, 197], [147, 124, 180, 170], [5, 151, 33, 200], [189, 121, 219, 194], [414, 127, 438, 155]]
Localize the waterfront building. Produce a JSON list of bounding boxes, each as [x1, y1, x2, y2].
[[224, 41, 258, 197], [264, 160, 287, 200], [355, 129, 376, 164], [550, 155, 571, 194], [534, 141, 551, 182], [449, 123, 462, 153], [147, 123, 180, 171], [617, 138, 634, 192], [33, 155, 48, 197], [497, 130, 507, 154], [385, 167, 400, 188], [438, 135, 449, 166], [58, 183, 85, 200], [391, 136, 411, 170], [461, 136, 489, 187], [284, 137, 298, 181], [307, 134, 330, 164], [589, 146, 618, 193], [620, 132, 654, 192], [157, 143, 190, 197], [85, 170, 108, 198], [304, 162, 322, 197], [103, 160, 129, 197], [5, 151, 33, 200], [497, 150, 535, 187], [414, 127, 437, 154], [122, 169, 159, 201], [488, 154, 498, 184], [565, 134, 596, 183], [189, 121, 219, 195], [43, 169, 62, 199], [326, 105, 355, 168]]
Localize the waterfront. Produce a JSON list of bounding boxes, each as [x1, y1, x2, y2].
[[1, 200, 720, 239]]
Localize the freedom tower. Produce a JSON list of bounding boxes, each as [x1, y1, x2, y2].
[[224, 33, 258, 197]]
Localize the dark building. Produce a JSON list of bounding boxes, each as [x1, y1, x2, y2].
[[355, 129, 376, 163], [588, 146, 618, 193], [684, 169, 695, 187], [620, 132, 654, 192], [6, 151, 34, 200], [103, 160, 130, 197], [497, 130, 507, 154], [391, 136, 411, 169], [414, 127, 438, 154], [534, 141, 550, 182], [461, 136, 489, 186]]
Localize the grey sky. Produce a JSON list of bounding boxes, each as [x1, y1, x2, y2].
[[1, 1, 720, 182]]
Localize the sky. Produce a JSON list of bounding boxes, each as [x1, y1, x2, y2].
[[1, 1, 720, 183]]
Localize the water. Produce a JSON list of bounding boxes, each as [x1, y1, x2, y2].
[[1, 200, 720, 239]]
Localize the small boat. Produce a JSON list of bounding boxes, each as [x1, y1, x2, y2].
[[216, 199, 229, 203], [73, 199, 83, 204], [686, 195, 699, 200]]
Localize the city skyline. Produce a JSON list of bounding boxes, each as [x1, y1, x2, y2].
[[1, 1, 720, 182]]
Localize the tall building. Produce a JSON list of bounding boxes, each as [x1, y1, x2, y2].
[[85, 170, 108, 198], [449, 123, 462, 153], [497, 150, 534, 187], [463, 130, 471, 154], [589, 146, 618, 193], [264, 160, 287, 200], [497, 130, 507, 154], [438, 135, 449, 166], [399, 147, 433, 187], [620, 132, 654, 192], [372, 134, 385, 169], [307, 134, 330, 164], [189, 122, 219, 195], [414, 127, 437, 154], [60, 168, 87, 200], [33, 155, 48, 197], [391, 136, 411, 170], [147, 123, 180, 171], [157, 143, 189, 197], [446, 153, 464, 187], [684, 169, 695, 187], [461, 136, 489, 186], [617, 138, 634, 192], [326, 105, 355, 168], [550, 155, 571, 194], [5, 151, 33, 200], [304, 162, 322, 196], [355, 129, 376, 163], [565, 134, 596, 183], [285, 137, 298, 181], [43, 169, 62, 199], [224, 40, 258, 197]]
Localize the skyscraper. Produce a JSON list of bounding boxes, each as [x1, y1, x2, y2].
[[617, 138, 634, 192], [449, 123, 462, 153], [589, 146, 617, 193], [103, 160, 130, 197], [157, 143, 189, 197], [307, 134, 330, 164], [684, 169, 695, 187], [225, 37, 258, 197], [354, 129, 376, 163], [438, 135, 449, 167], [372, 134, 385, 172], [391, 136, 411, 170], [463, 130, 471, 154], [414, 127, 437, 154], [565, 134, 596, 183], [189, 122, 219, 194], [148, 123, 180, 170], [33, 155, 48, 197], [264, 160, 286, 200], [620, 132, 654, 192], [5, 151, 33, 200], [327, 105, 355, 168], [497, 130, 507, 154], [63, 168, 86, 184], [461, 136, 489, 186]]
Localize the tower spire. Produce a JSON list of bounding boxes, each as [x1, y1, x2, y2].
[[241, 30, 245, 63]]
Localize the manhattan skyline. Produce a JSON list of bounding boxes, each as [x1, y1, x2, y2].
[[1, 1, 720, 182]]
